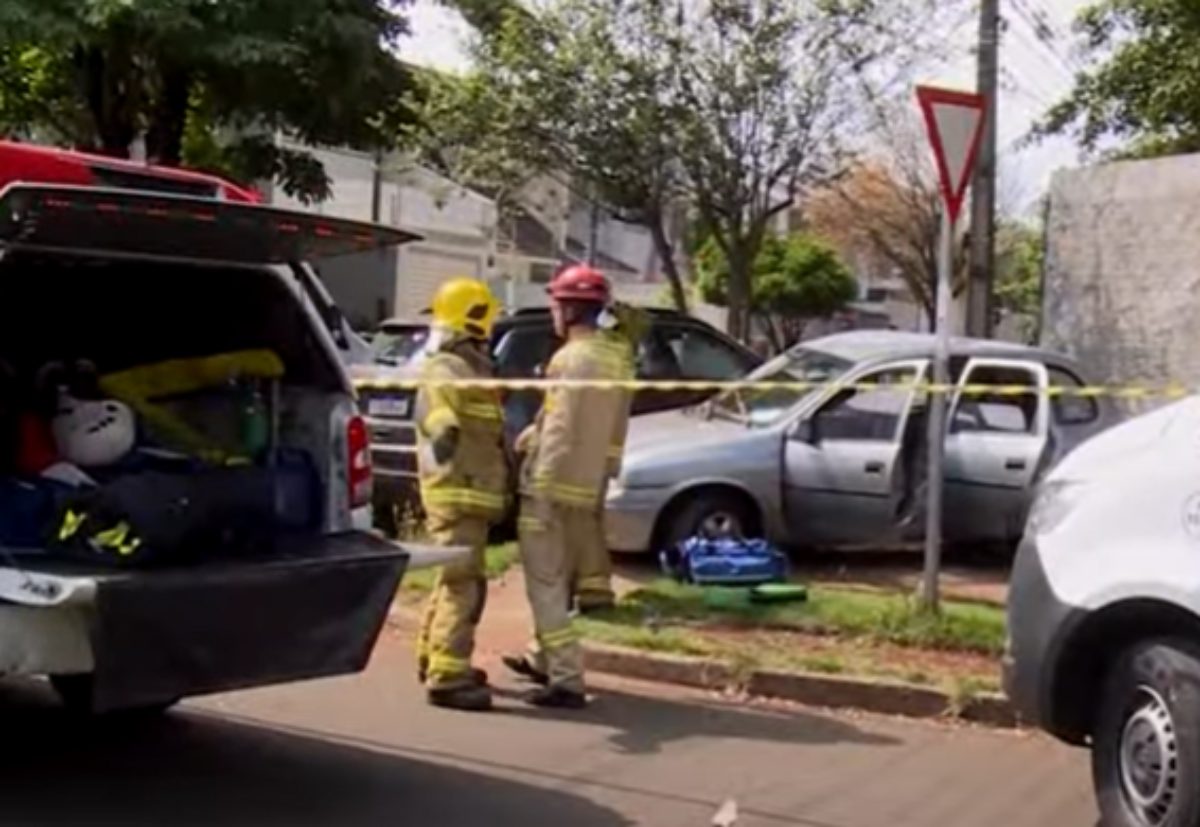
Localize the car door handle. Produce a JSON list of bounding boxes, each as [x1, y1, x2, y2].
[[1005, 458, 1027, 471], [864, 461, 885, 474]]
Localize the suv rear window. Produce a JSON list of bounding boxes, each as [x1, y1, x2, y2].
[[493, 325, 558, 377]]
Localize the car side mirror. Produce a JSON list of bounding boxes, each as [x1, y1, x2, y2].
[[791, 419, 816, 444]]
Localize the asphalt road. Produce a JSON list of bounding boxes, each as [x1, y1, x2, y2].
[[0, 629, 1097, 827]]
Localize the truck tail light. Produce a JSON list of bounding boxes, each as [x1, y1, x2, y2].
[[347, 414, 372, 508]]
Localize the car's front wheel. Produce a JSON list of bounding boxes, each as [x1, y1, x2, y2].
[[1093, 640, 1200, 827], [661, 489, 759, 551]]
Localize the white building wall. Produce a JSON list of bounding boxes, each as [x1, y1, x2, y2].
[[266, 141, 498, 325], [566, 204, 657, 280]]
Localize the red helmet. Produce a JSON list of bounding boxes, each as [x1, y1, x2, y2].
[[547, 264, 611, 303]]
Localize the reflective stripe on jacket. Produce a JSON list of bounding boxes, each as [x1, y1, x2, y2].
[[416, 343, 509, 520], [522, 331, 634, 508]]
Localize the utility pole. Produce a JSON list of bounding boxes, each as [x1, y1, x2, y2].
[[370, 147, 384, 223], [966, 0, 999, 338], [586, 195, 601, 267]]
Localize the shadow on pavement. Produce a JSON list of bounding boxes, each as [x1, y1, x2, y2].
[[0, 681, 634, 827], [494, 683, 900, 756]]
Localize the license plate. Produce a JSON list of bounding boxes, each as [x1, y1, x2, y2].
[[368, 396, 411, 417]]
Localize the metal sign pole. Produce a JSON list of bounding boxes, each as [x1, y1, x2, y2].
[[922, 205, 954, 612]]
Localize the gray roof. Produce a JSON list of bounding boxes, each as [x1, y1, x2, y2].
[[799, 330, 1073, 367]]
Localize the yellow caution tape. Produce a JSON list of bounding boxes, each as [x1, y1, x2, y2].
[[353, 376, 1195, 400]]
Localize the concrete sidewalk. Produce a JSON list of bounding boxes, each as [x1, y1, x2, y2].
[[196, 629, 1096, 826]]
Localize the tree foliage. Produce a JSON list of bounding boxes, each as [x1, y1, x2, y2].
[[994, 219, 1044, 343], [418, 0, 694, 311], [804, 152, 969, 325], [1038, 0, 1200, 158], [402, 68, 548, 219], [433, 0, 950, 335], [695, 233, 857, 350], [0, 0, 415, 201]]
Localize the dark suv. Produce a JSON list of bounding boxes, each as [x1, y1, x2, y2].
[[356, 307, 761, 533]]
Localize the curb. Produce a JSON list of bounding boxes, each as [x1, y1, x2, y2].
[[583, 643, 1019, 728]]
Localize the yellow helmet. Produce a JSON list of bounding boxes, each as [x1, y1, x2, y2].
[[428, 277, 500, 340]]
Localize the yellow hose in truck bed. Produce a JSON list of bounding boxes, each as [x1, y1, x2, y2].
[[99, 349, 284, 463]]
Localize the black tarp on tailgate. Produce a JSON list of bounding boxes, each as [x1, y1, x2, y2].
[[69, 531, 407, 711]]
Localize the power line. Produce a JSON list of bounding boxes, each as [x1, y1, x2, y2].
[[1011, 0, 1088, 74], [1004, 21, 1076, 92], [1007, 9, 1078, 81], [1001, 66, 1057, 109]]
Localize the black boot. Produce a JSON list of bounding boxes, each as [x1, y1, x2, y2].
[[428, 683, 494, 712], [503, 654, 550, 685], [524, 685, 587, 709]]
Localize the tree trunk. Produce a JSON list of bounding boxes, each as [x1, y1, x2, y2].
[[76, 46, 137, 157], [648, 215, 689, 313], [725, 248, 753, 342], [145, 67, 192, 165], [760, 313, 784, 354]]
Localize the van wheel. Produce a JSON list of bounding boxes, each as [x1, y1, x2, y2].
[[50, 674, 178, 718], [1093, 640, 1200, 827], [661, 490, 757, 551]]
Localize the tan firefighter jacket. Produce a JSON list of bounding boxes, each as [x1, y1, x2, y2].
[[415, 339, 508, 520], [521, 330, 634, 508]]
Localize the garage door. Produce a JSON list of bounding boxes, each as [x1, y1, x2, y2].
[[394, 247, 483, 318]]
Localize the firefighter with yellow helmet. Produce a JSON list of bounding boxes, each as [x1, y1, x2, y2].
[[504, 264, 634, 709], [414, 277, 508, 711]]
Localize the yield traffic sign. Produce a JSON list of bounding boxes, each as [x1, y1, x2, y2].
[[916, 86, 986, 224]]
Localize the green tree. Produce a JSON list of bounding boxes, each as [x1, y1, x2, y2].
[[666, 0, 951, 340], [419, 1, 693, 311], [1038, 0, 1200, 158], [695, 233, 857, 351], [402, 68, 549, 220], [433, 0, 948, 326], [0, 0, 415, 201], [993, 220, 1044, 343]]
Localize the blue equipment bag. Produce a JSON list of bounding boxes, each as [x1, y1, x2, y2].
[[660, 536, 788, 586]]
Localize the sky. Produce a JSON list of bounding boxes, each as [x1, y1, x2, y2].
[[399, 0, 1090, 214]]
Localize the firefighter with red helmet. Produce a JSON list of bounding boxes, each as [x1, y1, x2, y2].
[[504, 264, 634, 708]]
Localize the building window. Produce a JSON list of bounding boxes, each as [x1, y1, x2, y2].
[[529, 263, 556, 284], [865, 287, 890, 303]]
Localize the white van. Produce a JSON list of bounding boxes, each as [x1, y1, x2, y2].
[[0, 181, 430, 715], [1006, 395, 1200, 827]]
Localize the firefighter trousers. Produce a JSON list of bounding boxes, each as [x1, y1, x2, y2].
[[518, 497, 587, 693], [416, 510, 490, 690], [572, 506, 614, 610]]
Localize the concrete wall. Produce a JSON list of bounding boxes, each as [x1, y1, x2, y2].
[[1042, 154, 1200, 403]]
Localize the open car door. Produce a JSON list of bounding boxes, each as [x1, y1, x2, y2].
[[943, 357, 1051, 543], [783, 360, 928, 547]]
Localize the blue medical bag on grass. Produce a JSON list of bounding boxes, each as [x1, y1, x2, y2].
[[660, 536, 788, 586]]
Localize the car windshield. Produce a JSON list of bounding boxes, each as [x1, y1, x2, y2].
[[372, 326, 429, 366], [709, 347, 852, 427]]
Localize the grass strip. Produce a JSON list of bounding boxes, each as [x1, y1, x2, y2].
[[591, 578, 1006, 655]]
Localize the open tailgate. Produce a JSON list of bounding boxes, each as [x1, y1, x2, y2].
[[0, 183, 421, 263]]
